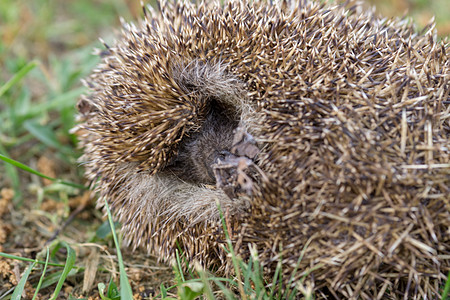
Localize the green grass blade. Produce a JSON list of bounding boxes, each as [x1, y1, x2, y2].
[[211, 278, 236, 300], [175, 243, 195, 278], [106, 279, 120, 300], [442, 270, 450, 300], [197, 268, 215, 300], [0, 252, 66, 268], [160, 284, 168, 298], [104, 200, 133, 299], [248, 246, 264, 296], [50, 242, 76, 300], [39, 269, 76, 290], [216, 201, 246, 299], [0, 153, 86, 189], [32, 247, 50, 300], [0, 143, 22, 203], [268, 258, 282, 299], [242, 255, 253, 295], [0, 87, 85, 120], [20, 87, 84, 118], [23, 119, 68, 151], [99, 281, 120, 300], [175, 249, 185, 282], [11, 260, 37, 300], [0, 60, 37, 98]]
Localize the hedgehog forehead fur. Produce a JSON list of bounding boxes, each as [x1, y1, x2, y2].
[[77, 0, 450, 298]]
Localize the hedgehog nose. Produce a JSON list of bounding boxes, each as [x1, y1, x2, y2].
[[231, 128, 259, 159], [208, 150, 233, 181]]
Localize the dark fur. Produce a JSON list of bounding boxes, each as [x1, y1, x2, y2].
[[167, 101, 238, 184]]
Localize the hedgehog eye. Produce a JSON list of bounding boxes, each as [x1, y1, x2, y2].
[[215, 150, 232, 163]]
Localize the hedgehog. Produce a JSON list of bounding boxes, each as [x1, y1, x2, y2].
[[75, 0, 450, 298]]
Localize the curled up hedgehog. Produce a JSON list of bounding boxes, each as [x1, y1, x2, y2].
[[75, 0, 450, 298]]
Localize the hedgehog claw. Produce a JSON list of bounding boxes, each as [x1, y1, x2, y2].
[[213, 128, 260, 199]]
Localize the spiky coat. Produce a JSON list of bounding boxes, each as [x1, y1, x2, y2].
[[76, 0, 450, 298]]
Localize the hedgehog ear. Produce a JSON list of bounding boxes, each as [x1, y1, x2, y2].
[[172, 60, 246, 113], [76, 97, 95, 115]]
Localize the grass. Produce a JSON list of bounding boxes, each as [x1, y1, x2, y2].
[[0, 0, 449, 299]]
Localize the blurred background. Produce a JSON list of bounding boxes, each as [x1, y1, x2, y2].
[[0, 0, 448, 298], [1, 0, 449, 76]]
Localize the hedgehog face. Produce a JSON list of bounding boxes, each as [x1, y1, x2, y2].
[[166, 99, 239, 185], [76, 54, 253, 254]]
